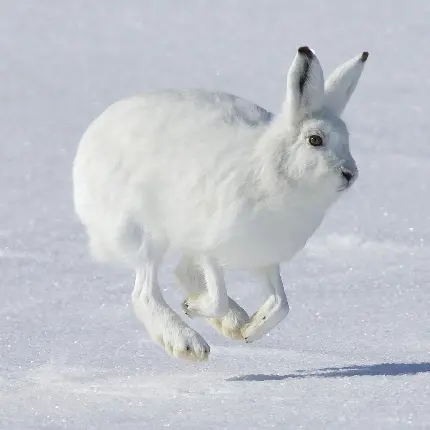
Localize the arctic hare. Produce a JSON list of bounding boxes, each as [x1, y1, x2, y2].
[[73, 46, 368, 361]]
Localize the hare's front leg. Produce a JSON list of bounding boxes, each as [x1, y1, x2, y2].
[[176, 256, 249, 339], [181, 256, 230, 319], [132, 244, 209, 361], [241, 265, 289, 343]]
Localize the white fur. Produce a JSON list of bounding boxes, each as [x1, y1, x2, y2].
[[73, 47, 368, 360]]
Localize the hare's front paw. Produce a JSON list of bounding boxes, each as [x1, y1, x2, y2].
[[182, 292, 228, 319], [241, 295, 289, 343], [208, 298, 249, 340]]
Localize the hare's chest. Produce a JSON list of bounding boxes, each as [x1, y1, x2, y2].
[[213, 203, 326, 268]]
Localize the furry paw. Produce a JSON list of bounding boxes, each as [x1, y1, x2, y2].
[[152, 324, 210, 362], [241, 295, 289, 343], [207, 298, 250, 340], [182, 292, 228, 319], [133, 297, 210, 362]]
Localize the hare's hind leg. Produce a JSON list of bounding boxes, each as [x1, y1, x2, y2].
[[132, 242, 209, 361], [241, 264, 290, 343], [175, 256, 249, 340]]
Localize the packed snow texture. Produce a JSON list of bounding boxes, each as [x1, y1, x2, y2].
[[1, 1, 429, 429]]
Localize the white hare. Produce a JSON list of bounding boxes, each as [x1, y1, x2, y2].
[[73, 46, 368, 361]]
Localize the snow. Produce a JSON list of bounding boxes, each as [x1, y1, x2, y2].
[[1, 1, 429, 428]]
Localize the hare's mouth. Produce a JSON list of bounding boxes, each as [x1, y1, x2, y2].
[[338, 168, 357, 192], [338, 184, 350, 192], [338, 179, 353, 192]]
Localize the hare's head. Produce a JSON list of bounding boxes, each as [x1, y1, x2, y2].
[[278, 47, 368, 195]]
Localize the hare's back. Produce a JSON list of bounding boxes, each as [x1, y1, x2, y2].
[[140, 88, 274, 127], [76, 89, 273, 169], [74, 88, 273, 212]]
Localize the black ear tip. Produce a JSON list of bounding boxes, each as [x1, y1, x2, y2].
[[298, 46, 313, 59], [361, 51, 369, 62]]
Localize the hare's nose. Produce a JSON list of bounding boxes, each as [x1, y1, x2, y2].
[[341, 170, 354, 182], [340, 167, 357, 187]]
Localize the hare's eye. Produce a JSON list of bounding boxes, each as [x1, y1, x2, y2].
[[308, 135, 323, 147]]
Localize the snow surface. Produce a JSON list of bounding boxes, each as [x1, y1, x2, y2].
[[1, 1, 430, 428]]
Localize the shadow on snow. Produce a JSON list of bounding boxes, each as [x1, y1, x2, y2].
[[227, 362, 430, 382]]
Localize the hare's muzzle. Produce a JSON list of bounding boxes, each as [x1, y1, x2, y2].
[[340, 166, 358, 190]]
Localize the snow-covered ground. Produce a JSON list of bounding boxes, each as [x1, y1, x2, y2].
[[1, 1, 430, 428]]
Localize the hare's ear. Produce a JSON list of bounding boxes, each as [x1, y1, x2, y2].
[[324, 52, 369, 116], [284, 46, 324, 122]]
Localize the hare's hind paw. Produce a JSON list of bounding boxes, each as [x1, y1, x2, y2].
[[150, 321, 210, 362]]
